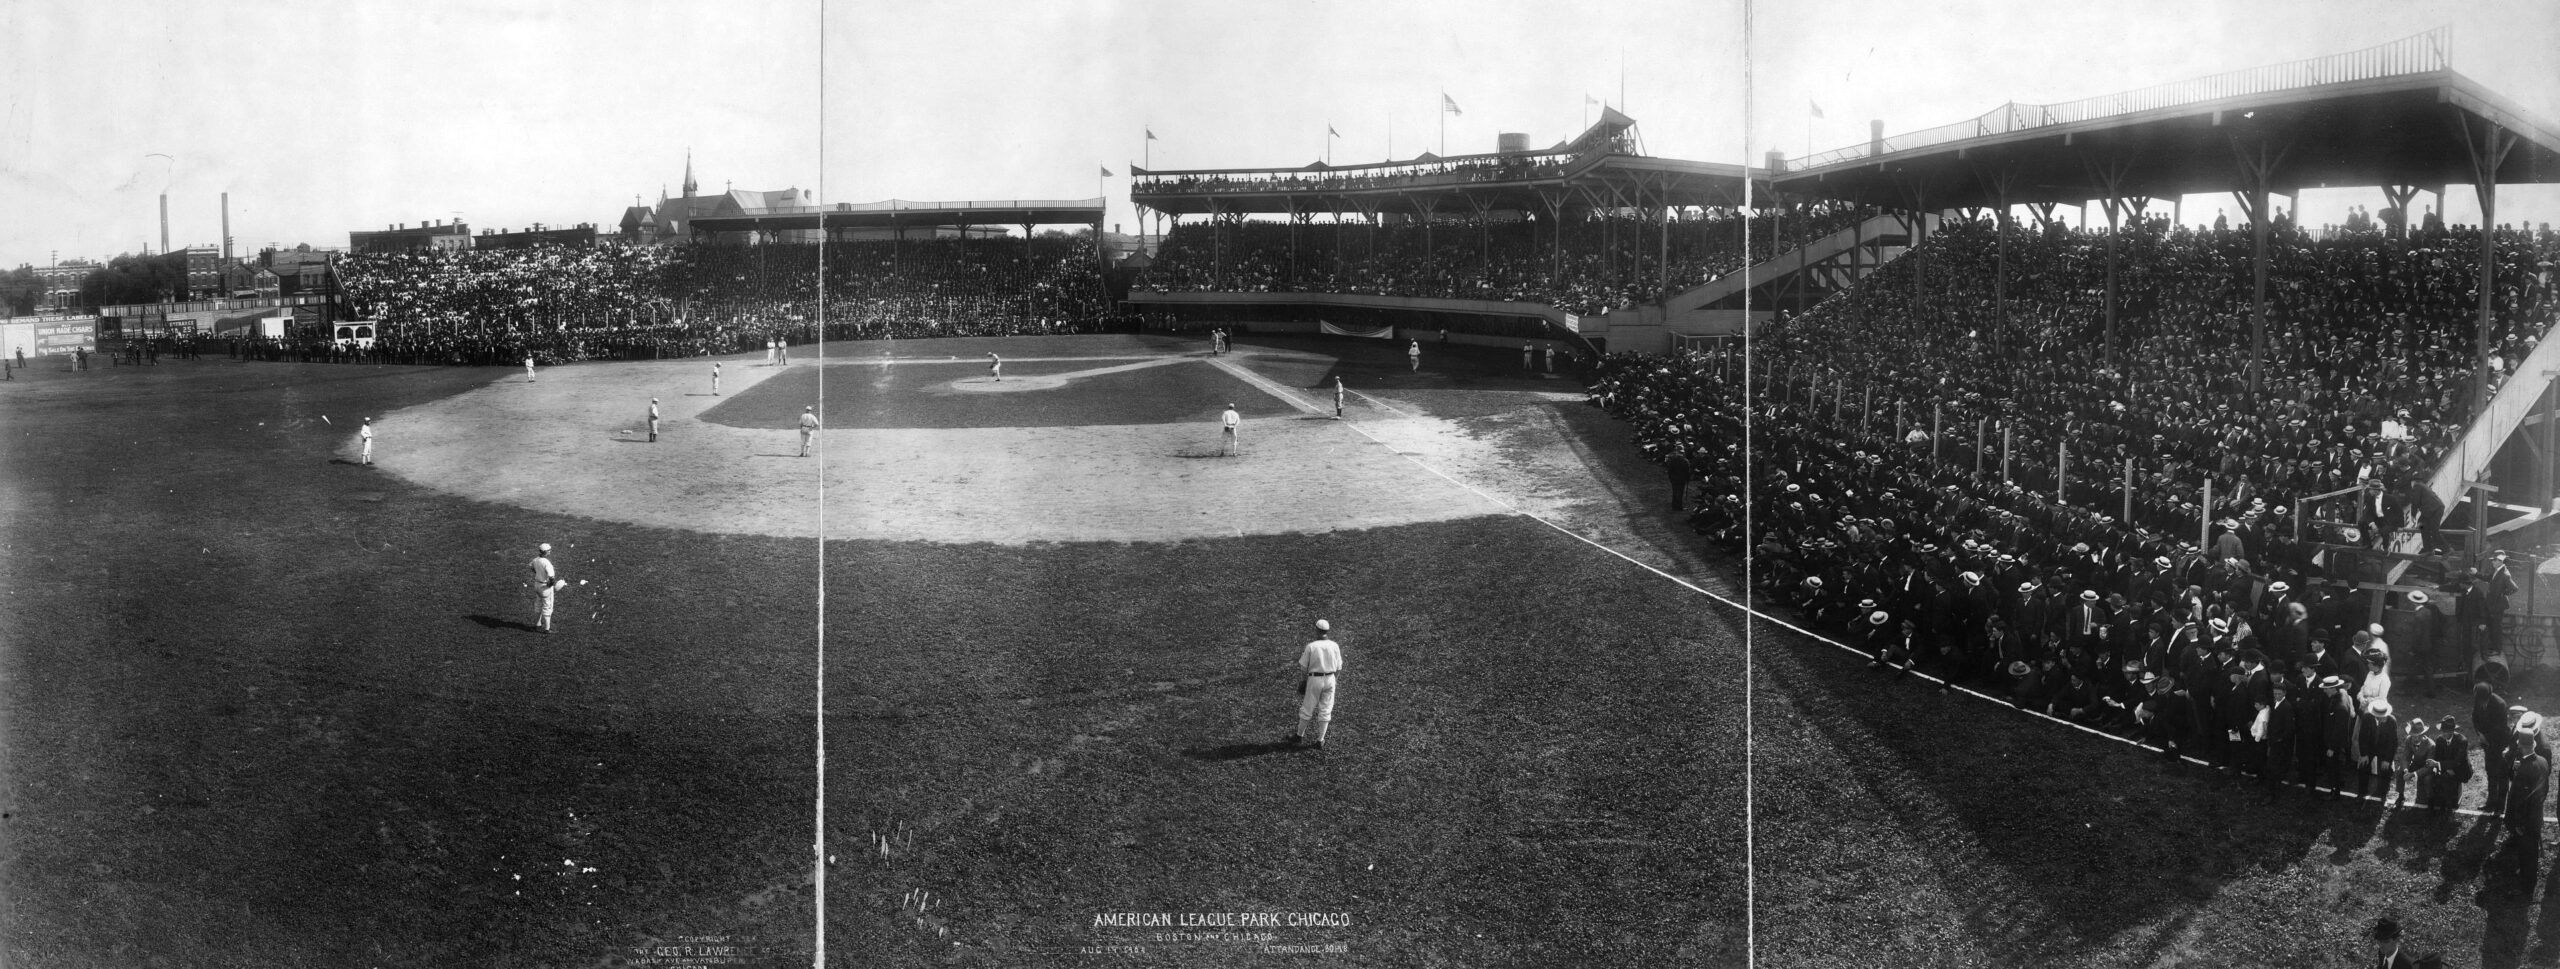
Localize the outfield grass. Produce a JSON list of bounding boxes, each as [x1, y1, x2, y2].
[[2, 359, 824, 968], [829, 517, 1750, 966]]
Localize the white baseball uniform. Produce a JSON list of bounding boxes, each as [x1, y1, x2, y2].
[[798, 409, 820, 457], [358, 422, 373, 464], [1220, 407, 1240, 456], [1298, 635, 1342, 743], [712, 363, 722, 396], [524, 355, 536, 382], [530, 553, 559, 631]]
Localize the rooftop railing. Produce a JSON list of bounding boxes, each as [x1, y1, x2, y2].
[[1790, 26, 2450, 172]]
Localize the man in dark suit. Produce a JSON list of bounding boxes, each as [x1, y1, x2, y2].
[[2368, 916, 2418, 969], [2320, 675, 2361, 796], [2404, 476, 2446, 552], [1664, 449, 1694, 511], [2505, 713, 2550, 880]]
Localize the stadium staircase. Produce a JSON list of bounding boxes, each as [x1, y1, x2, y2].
[[2423, 313, 2560, 543], [1662, 212, 1930, 314]]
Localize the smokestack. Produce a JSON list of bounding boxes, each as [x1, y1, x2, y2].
[[222, 192, 232, 262], [160, 194, 170, 255]]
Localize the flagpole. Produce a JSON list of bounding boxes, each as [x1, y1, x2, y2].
[[1439, 95, 1446, 156]]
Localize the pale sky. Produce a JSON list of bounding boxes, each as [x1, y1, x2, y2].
[[4, 0, 2556, 270]]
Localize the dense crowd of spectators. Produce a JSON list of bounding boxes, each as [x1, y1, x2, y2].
[[1590, 215, 2560, 812], [1134, 203, 1863, 315], [327, 237, 1106, 366]]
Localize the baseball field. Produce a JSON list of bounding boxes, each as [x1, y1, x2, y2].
[[2, 333, 2551, 967]]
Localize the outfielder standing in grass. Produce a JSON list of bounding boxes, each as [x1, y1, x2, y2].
[[648, 398, 661, 442], [524, 354, 537, 382], [711, 361, 722, 396], [1293, 619, 1343, 749], [1220, 402, 1241, 456], [798, 405, 820, 457], [529, 543, 563, 634]]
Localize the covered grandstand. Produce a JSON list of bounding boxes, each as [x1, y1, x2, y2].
[[1126, 110, 1814, 353]]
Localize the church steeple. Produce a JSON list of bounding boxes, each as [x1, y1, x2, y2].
[[682, 150, 698, 198]]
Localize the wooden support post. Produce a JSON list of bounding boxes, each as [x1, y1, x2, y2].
[[2057, 437, 2068, 504], [1933, 405, 1943, 464], [2001, 422, 2012, 481], [1975, 418, 1986, 475], [2123, 458, 2135, 524]]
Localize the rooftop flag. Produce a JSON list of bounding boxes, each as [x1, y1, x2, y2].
[[1441, 93, 1461, 116]]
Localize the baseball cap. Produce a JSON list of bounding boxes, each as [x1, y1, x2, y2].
[[1315, 619, 1330, 631], [538, 543, 551, 553]]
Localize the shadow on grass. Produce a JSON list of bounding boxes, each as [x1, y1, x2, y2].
[[1172, 448, 1239, 459], [1747, 611, 2373, 959], [613, 438, 656, 444], [1179, 740, 1303, 761], [464, 614, 541, 633], [2477, 834, 2560, 969], [327, 458, 366, 466]]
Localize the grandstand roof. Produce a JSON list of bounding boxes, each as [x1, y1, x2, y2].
[[1776, 29, 2560, 210], [1131, 153, 1765, 217], [688, 198, 1105, 235], [1131, 110, 1765, 217]]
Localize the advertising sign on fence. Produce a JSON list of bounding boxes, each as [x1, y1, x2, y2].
[[33, 321, 96, 355]]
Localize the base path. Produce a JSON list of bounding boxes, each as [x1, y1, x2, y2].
[[366, 350, 1511, 544]]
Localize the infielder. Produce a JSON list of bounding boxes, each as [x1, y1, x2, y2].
[[988, 352, 1003, 382], [358, 418, 374, 465], [1407, 339, 1421, 372], [711, 362, 722, 396], [648, 398, 661, 443], [1293, 619, 1343, 749], [777, 339, 790, 367], [1333, 377, 1345, 419], [524, 354, 537, 382], [1220, 402, 1241, 457], [798, 405, 820, 457], [529, 543, 564, 634]]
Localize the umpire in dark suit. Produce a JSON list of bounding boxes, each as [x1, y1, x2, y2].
[[1664, 450, 1694, 511]]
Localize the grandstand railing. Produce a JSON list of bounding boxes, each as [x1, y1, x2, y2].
[[1791, 26, 2451, 172], [1134, 156, 1574, 197], [756, 199, 1105, 215]]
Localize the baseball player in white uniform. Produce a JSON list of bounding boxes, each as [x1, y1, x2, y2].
[[1294, 619, 1343, 748], [524, 354, 537, 382], [1407, 340, 1421, 372], [711, 362, 722, 396], [358, 418, 374, 465], [1333, 377, 1345, 419], [988, 352, 1003, 382], [529, 543, 563, 634], [647, 398, 661, 442], [1220, 403, 1241, 457], [798, 406, 820, 457]]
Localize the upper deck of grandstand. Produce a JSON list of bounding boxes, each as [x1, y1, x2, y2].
[[1132, 109, 1767, 216], [688, 198, 1105, 236], [1775, 27, 2560, 208]]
